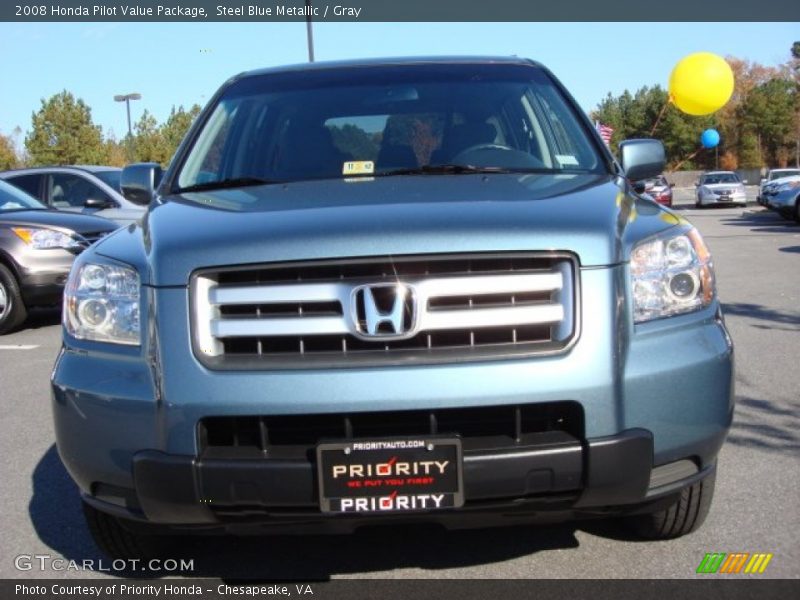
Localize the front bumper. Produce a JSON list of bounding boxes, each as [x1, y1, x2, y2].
[[698, 193, 747, 206], [765, 192, 797, 216], [14, 249, 75, 306], [79, 428, 717, 533]]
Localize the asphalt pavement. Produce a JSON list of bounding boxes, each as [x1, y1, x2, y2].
[[0, 188, 797, 579]]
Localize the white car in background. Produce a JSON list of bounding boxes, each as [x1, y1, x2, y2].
[[758, 168, 800, 205], [695, 171, 747, 208]]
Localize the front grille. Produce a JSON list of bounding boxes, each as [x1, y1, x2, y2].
[[198, 401, 584, 459], [78, 231, 111, 249], [192, 253, 578, 369]]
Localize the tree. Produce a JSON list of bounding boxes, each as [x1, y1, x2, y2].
[[103, 133, 127, 167], [160, 104, 201, 164], [739, 78, 797, 166], [0, 131, 20, 170], [131, 110, 167, 164], [25, 91, 106, 165]]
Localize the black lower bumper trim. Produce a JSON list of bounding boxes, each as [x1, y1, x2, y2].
[[125, 428, 663, 526]]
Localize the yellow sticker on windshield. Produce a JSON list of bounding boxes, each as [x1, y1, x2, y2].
[[343, 161, 374, 175]]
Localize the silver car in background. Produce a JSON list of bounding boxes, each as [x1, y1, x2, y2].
[[0, 166, 146, 227], [762, 175, 800, 222], [695, 171, 747, 208], [758, 168, 800, 205]]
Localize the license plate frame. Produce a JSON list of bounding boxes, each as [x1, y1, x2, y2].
[[316, 437, 464, 514]]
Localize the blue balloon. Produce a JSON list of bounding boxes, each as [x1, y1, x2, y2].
[[701, 128, 720, 148]]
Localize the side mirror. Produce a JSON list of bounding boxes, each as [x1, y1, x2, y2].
[[694, 181, 700, 187], [632, 181, 646, 194], [619, 139, 665, 183], [121, 162, 163, 206], [669, 182, 675, 188], [84, 197, 112, 209]]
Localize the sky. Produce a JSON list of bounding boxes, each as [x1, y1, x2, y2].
[[0, 22, 798, 143]]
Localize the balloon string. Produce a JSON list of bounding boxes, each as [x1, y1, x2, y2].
[[650, 96, 672, 137], [670, 147, 702, 172]]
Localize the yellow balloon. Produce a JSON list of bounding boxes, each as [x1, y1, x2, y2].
[[669, 52, 734, 116]]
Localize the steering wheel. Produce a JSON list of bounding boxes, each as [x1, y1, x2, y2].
[[451, 143, 514, 162]]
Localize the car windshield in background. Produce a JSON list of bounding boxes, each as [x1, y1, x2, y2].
[[175, 64, 604, 193], [0, 180, 46, 211], [702, 174, 739, 185], [769, 170, 800, 180], [93, 169, 122, 192]]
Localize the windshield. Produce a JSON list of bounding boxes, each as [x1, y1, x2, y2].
[[0, 180, 46, 211], [93, 169, 122, 192], [176, 64, 604, 191], [701, 173, 739, 185], [769, 170, 800, 180]]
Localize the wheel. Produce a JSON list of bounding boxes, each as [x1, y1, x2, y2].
[[623, 469, 716, 540], [82, 501, 175, 561], [0, 263, 27, 335]]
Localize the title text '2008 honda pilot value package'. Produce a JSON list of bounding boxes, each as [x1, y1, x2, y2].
[[51, 58, 734, 559]]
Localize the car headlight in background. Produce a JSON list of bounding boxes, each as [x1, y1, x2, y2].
[[64, 263, 140, 345], [631, 228, 715, 323], [12, 227, 82, 250]]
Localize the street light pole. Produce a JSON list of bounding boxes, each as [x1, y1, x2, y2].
[[114, 93, 141, 162], [305, 0, 315, 62]]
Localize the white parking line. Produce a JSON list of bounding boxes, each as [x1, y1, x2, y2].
[[0, 345, 40, 350]]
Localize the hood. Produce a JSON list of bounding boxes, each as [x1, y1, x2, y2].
[[0, 209, 118, 235], [769, 175, 800, 187], [95, 173, 683, 286]]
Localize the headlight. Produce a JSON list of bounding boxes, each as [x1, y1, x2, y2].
[[631, 228, 715, 323], [64, 262, 140, 345], [699, 186, 711, 196], [12, 227, 82, 250]]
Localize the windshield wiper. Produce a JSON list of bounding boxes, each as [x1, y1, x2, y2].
[[173, 177, 280, 194]]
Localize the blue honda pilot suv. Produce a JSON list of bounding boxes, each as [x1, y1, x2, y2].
[[51, 57, 734, 558]]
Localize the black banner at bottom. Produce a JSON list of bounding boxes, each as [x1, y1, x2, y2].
[[3, 579, 798, 600]]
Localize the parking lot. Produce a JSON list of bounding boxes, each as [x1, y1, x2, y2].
[[0, 188, 797, 580]]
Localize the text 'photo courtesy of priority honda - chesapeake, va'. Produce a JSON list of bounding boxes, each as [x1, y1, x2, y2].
[[0, 1, 798, 598]]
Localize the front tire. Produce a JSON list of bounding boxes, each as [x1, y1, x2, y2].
[[83, 501, 175, 561], [624, 469, 716, 540], [0, 264, 27, 335]]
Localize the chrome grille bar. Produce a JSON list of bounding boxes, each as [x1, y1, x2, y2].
[[211, 316, 350, 337], [421, 304, 564, 331]]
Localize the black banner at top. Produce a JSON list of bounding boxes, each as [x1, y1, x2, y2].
[[2, 0, 800, 22]]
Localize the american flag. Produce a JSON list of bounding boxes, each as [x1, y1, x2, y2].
[[595, 122, 614, 147]]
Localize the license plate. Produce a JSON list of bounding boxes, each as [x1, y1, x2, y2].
[[317, 437, 464, 514]]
